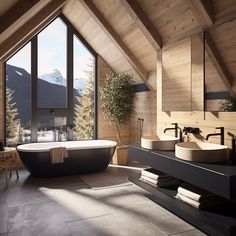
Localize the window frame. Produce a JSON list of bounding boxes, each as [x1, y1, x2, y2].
[[4, 14, 98, 143]]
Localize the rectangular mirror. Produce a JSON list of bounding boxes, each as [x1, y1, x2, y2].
[[204, 21, 236, 112], [162, 32, 204, 111]]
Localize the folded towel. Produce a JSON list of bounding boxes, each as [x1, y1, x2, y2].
[[176, 193, 225, 209], [140, 175, 180, 187], [50, 147, 68, 164], [177, 184, 214, 201], [141, 168, 169, 180]]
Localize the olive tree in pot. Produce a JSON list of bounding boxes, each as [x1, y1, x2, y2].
[[100, 73, 135, 164]]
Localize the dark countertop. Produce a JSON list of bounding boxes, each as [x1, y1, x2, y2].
[[128, 144, 236, 199]]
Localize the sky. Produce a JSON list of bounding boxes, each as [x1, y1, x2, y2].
[[7, 18, 94, 79]]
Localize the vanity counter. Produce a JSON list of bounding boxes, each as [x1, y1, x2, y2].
[[128, 144, 236, 199], [128, 144, 236, 236]]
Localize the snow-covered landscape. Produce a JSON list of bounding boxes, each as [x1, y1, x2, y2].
[[39, 68, 87, 91]]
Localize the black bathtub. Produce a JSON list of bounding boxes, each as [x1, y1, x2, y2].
[[17, 140, 117, 177]]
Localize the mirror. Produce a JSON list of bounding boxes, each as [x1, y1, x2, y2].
[[204, 21, 236, 112], [162, 32, 204, 111]]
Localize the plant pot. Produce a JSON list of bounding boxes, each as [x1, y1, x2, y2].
[[112, 145, 128, 165]]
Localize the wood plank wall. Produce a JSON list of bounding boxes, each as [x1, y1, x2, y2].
[[129, 90, 157, 145], [162, 38, 191, 111], [0, 61, 3, 140], [97, 56, 157, 146], [97, 56, 129, 145], [157, 50, 236, 148]]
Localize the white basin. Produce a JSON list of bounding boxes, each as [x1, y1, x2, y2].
[[141, 135, 179, 151], [175, 142, 229, 163]]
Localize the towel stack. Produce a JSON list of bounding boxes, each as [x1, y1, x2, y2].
[[140, 168, 180, 187], [176, 184, 225, 209]]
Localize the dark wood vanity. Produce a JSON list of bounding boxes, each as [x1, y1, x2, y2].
[[128, 144, 236, 236]]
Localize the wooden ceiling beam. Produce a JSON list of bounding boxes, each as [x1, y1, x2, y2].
[[119, 0, 162, 50], [79, 0, 153, 90], [205, 32, 235, 97], [187, 0, 214, 28], [0, 0, 65, 61], [0, 0, 41, 34]]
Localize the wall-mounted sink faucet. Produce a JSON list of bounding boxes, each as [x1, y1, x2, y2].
[[182, 127, 200, 142], [164, 123, 182, 141], [206, 127, 224, 145], [183, 127, 200, 135]]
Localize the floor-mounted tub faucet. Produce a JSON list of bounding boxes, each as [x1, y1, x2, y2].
[[206, 127, 224, 145], [228, 132, 236, 165]]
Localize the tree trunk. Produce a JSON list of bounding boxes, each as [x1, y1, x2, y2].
[[116, 124, 121, 146]]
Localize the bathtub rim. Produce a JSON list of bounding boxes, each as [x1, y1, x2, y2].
[[17, 140, 117, 152]]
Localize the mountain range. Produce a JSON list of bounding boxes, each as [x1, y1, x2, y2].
[[39, 69, 87, 91], [6, 64, 81, 126]]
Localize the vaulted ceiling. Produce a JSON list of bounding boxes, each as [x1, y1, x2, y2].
[[0, 0, 236, 91]]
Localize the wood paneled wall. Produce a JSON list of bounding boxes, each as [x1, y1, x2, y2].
[[97, 56, 157, 146], [162, 38, 191, 111], [157, 47, 236, 148], [0, 61, 3, 140], [129, 90, 157, 145], [97, 56, 129, 145]]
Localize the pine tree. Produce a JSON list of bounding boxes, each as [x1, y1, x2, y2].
[[74, 60, 94, 139], [6, 88, 20, 140]]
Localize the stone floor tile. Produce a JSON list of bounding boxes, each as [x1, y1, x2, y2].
[[0, 233, 8, 236], [93, 185, 169, 221], [40, 187, 112, 222], [170, 228, 207, 236], [0, 168, 207, 236], [0, 208, 7, 234], [67, 213, 167, 236], [150, 216, 194, 235], [80, 166, 132, 188], [8, 201, 71, 236]]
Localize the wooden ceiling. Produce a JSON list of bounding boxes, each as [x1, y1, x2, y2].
[[0, 0, 235, 90]]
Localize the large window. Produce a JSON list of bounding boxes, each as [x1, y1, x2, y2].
[[37, 18, 67, 108], [5, 15, 97, 145], [73, 35, 95, 140], [6, 43, 31, 145]]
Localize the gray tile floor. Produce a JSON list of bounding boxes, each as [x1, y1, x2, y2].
[[0, 165, 206, 236]]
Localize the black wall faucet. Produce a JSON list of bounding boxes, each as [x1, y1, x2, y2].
[[206, 127, 224, 145]]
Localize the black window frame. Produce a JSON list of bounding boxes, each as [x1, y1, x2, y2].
[[4, 13, 98, 144]]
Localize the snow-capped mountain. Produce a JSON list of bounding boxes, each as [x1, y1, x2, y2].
[[39, 69, 66, 86], [39, 69, 87, 91]]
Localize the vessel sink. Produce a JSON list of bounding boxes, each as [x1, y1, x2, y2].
[[175, 142, 229, 163], [141, 135, 179, 151]]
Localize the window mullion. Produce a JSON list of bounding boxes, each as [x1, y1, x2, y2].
[[67, 25, 73, 126]]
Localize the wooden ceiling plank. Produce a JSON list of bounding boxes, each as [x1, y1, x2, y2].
[[0, 0, 65, 61], [205, 32, 235, 97], [120, 0, 162, 50], [164, 27, 202, 47], [0, 0, 41, 34], [215, 6, 236, 26], [79, 0, 152, 90], [187, 0, 214, 28]]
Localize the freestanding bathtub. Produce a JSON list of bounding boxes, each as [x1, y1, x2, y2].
[[17, 140, 117, 177]]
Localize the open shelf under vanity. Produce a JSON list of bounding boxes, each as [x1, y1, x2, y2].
[[128, 145, 236, 236]]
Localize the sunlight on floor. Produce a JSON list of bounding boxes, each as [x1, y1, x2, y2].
[[108, 163, 144, 171]]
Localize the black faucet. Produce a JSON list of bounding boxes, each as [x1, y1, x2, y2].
[[206, 127, 224, 145], [163, 123, 182, 141], [228, 132, 236, 165], [183, 127, 200, 135]]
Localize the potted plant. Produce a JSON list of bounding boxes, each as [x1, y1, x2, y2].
[[100, 73, 135, 164]]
